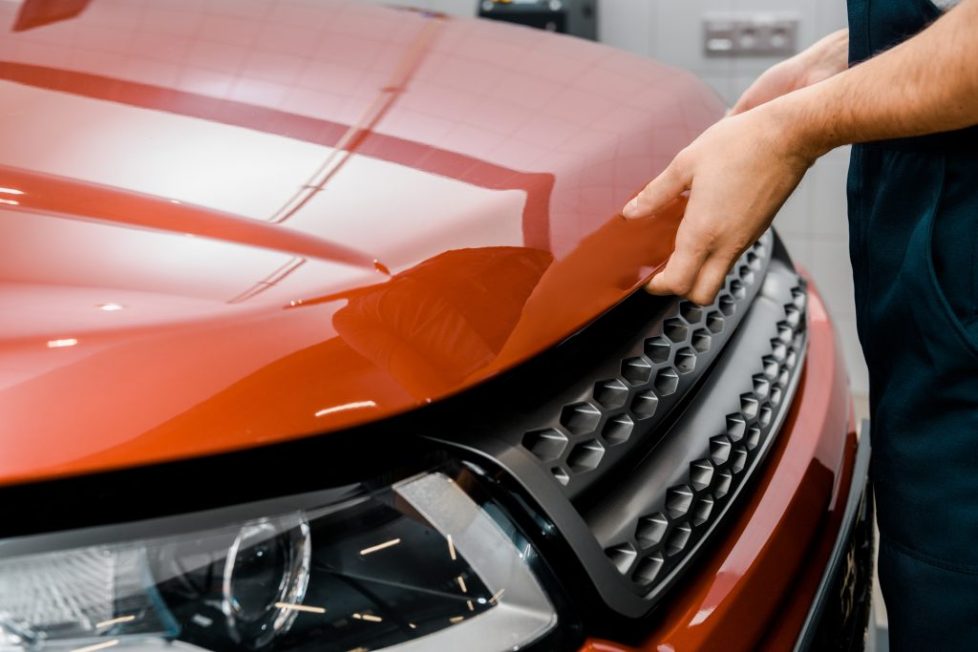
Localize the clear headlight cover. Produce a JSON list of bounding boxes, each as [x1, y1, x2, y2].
[[0, 471, 557, 651]]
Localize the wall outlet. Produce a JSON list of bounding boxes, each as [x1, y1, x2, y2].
[[703, 15, 799, 57]]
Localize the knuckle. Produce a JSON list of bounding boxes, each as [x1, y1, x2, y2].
[[647, 268, 692, 297], [702, 227, 748, 257], [723, 242, 750, 265], [644, 278, 668, 296], [671, 276, 695, 296], [675, 228, 708, 254], [695, 225, 722, 249], [671, 150, 693, 174]]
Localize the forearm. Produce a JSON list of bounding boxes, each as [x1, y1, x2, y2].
[[621, 0, 978, 304], [772, 0, 978, 156]]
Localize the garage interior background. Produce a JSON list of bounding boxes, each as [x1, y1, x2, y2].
[[376, 0, 868, 399]]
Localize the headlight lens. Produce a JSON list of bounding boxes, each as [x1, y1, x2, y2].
[[0, 470, 557, 651]]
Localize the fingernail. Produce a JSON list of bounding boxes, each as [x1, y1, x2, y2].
[[622, 199, 638, 218]]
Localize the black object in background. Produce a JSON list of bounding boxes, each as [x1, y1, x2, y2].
[[477, 0, 597, 41]]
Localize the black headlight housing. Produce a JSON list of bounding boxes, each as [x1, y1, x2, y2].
[[0, 432, 584, 652]]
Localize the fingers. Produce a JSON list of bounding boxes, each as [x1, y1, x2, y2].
[[728, 87, 756, 116], [647, 247, 741, 305], [645, 188, 747, 304], [730, 78, 778, 115], [728, 59, 797, 116], [686, 255, 734, 305], [645, 227, 709, 297], [621, 160, 689, 219], [728, 94, 755, 116], [729, 72, 773, 116]]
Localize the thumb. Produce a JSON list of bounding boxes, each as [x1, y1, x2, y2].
[[622, 161, 688, 219]]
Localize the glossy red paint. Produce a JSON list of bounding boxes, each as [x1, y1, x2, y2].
[[581, 280, 857, 651], [0, 1, 722, 484], [12, 0, 91, 32]]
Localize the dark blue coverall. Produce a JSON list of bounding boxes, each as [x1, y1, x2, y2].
[[847, 0, 978, 647]]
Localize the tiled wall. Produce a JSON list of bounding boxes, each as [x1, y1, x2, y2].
[[365, 0, 869, 394]]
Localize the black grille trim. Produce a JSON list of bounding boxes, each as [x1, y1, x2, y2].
[[586, 260, 808, 599], [520, 231, 775, 497]]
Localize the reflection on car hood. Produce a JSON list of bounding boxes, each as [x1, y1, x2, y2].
[[0, 0, 723, 485]]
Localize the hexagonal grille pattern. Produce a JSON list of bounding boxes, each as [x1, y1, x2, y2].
[[601, 276, 809, 598], [520, 234, 775, 492]]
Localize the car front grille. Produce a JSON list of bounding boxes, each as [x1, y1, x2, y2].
[[438, 230, 808, 618], [520, 232, 775, 496], [587, 262, 807, 600]]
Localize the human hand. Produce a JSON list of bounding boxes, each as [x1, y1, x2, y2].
[[621, 105, 821, 305], [730, 29, 849, 115]]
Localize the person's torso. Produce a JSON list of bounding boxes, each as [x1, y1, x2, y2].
[[846, 0, 978, 565]]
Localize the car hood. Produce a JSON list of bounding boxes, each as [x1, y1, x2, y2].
[[0, 0, 723, 485]]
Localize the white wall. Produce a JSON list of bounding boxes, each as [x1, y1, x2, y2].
[[360, 0, 868, 394]]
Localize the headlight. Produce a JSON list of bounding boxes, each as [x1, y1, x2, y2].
[[0, 469, 557, 651]]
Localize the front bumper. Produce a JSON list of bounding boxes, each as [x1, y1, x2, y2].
[[581, 279, 866, 650], [0, 274, 863, 652], [794, 421, 872, 652]]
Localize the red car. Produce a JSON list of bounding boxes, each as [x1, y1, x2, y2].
[[0, 1, 871, 650]]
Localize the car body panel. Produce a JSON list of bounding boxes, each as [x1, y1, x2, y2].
[[580, 279, 857, 650], [0, 0, 723, 485]]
